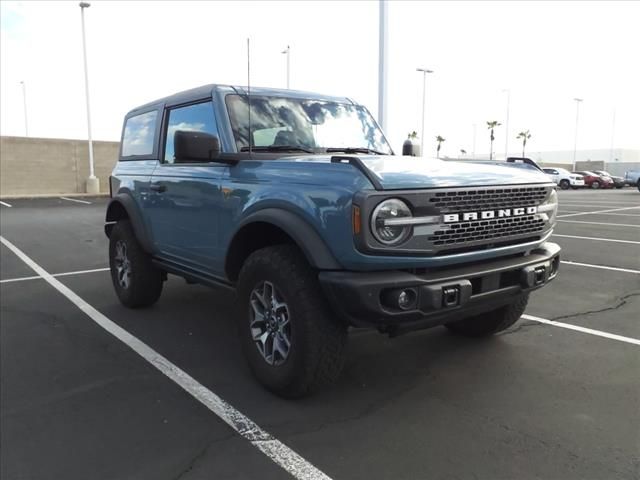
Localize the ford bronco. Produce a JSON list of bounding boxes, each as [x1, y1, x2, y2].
[[106, 84, 560, 397]]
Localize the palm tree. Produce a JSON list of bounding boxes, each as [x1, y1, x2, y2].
[[486, 120, 501, 160], [516, 130, 532, 157], [436, 135, 445, 158]]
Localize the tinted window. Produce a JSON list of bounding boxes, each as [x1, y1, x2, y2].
[[164, 101, 218, 164], [121, 110, 158, 157]]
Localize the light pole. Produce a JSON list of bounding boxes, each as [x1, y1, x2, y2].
[[417, 67, 434, 157], [502, 88, 510, 158], [609, 107, 616, 163], [79, 2, 99, 194], [472, 123, 477, 159], [377, 0, 388, 133], [20, 81, 28, 136], [281, 45, 290, 89], [572, 97, 583, 170]]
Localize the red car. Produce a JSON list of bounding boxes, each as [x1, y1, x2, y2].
[[573, 171, 614, 189]]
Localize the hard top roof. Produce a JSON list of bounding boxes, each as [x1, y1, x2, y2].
[[127, 84, 355, 117]]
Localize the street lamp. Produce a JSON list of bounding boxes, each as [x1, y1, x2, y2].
[[281, 45, 290, 89], [572, 98, 583, 170], [79, 2, 99, 194], [416, 67, 434, 157], [20, 81, 28, 136], [502, 88, 510, 158]]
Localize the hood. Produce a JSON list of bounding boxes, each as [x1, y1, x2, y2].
[[353, 156, 550, 189], [277, 155, 551, 190]]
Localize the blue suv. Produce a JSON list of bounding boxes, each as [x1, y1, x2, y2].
[[106, 84, 560, 397]]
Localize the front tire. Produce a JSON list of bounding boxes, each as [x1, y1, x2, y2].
[[445, 294, 529, 337], [237, 245, 347, 398], [109, 220, 163, 308], [591, 181, 600, 189], [559, 179, 570, 190]]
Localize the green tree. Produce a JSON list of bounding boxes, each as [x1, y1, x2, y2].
[[436, 135, 445, 158], [516, 130, 532, 157], [486, 120, 501, 160]]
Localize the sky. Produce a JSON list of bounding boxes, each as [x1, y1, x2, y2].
[[1, 0, 639, 159]]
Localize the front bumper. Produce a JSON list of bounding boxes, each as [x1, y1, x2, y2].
[[319, 242, 560, 333]]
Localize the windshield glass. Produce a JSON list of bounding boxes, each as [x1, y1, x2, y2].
[[225, 94, 392, 154]]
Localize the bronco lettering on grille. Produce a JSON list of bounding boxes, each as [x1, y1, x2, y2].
[[443, 206, 537, 223]]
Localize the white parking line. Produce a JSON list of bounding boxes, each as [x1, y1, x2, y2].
[[558, 220, 640, 228], [0, 267, 109, 284], [553, 234, 640, 245], [522, 315, 640, 346], [60, 197, 92, 205], [0, 235, 332, 480], [0, 200, 12, 207], [560, 260, 640, 274], [557, 206, 640, 218]]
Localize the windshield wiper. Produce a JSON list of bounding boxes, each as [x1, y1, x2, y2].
[[240, 145, 314, 153], [325, 147, 386, 155]]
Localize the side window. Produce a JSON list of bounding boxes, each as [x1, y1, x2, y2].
[[164, 101, 218, 164], [121, 110, 158, 158]]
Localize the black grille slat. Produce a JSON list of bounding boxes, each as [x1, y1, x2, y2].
[[430, 186, 547, 211], [429, 215, 545, 246]]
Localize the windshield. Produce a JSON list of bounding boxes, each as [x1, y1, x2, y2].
[[225, 94, 392, 154]]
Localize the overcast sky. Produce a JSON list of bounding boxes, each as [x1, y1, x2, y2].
[[1, 0, 638, 158]]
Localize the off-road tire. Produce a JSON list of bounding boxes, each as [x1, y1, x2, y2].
[[237, 245, 347, 398], [109, 220, 163, 308], [559, 179, 570, 190], [445, 294, 529, 337]]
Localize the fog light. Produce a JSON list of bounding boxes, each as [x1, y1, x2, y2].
[[381, 288, 417, 311], [398, 290, 412, 309]]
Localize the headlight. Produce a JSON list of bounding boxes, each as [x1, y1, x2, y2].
[[537, 188, 558, 224], [371, 199, 412, 245]]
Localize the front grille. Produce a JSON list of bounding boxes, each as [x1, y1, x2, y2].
[[429, 186, 547, 211], [429, 215, 546, 246]]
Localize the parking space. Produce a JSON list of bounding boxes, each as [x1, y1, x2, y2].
[[1, 189, 639, 480]]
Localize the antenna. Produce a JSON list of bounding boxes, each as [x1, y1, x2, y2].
[[247, 38, 252, 156]]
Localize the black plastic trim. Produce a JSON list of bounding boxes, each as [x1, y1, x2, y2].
[[104, 194, 154, 253], [330, 155, 384, 190], [226, 208, 342, 273]]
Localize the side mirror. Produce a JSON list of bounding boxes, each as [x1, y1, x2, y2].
[[402, 138, 421, 157], [174, 130, 220, 163]]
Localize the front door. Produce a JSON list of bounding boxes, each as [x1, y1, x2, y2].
[[145, 100, 227, 275]]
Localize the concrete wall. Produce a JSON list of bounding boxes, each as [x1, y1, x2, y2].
[[0, 136, 119, 197]]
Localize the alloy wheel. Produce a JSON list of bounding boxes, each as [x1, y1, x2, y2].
[[114, 240, 131, 289], [249, 281, 291, 366]]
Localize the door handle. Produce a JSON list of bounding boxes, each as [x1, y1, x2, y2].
[[150, 184, 167, 193]]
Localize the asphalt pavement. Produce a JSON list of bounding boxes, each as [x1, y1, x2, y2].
[[1, 190, 638, 480]]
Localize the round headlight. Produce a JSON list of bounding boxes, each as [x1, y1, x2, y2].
[[371, 199, 412, 245]]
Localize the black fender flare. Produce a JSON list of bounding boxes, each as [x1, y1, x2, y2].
[[104, 194, 154, 253], [228, 208, 342, 272]]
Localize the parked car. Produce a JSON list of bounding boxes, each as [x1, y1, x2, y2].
[[542, 167, 585, 189], [573, 171, 614, 189], [623, 170, 640, 190], [593, 170, 625, 189], [105, 84, 560, 397]]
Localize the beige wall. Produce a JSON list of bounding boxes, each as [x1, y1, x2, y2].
[[0, 136, 119, 197]]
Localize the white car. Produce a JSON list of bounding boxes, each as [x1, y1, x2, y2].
[[542, 167, 585, 189]]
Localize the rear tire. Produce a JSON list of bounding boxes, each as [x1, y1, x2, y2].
[[237, 245, 347, 398], [109, 220, 163, 308], [559, 179, 570, 190], [445, 294, 529, 337]]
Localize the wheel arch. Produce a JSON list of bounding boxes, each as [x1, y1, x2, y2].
[[225, 208, 341, 282], [105, 194, 154, 253]]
